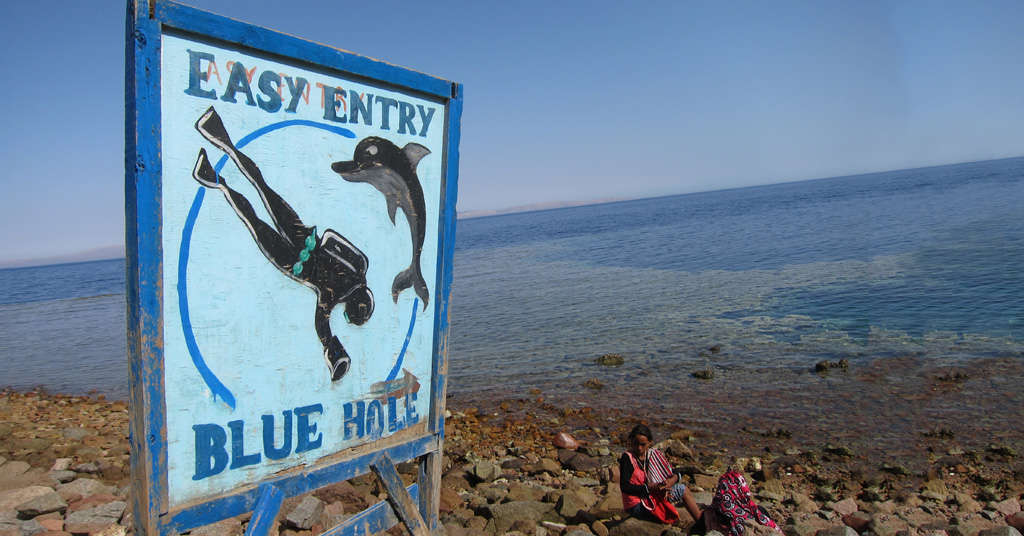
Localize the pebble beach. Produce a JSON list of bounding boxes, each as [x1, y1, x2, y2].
[[1, 376, 1022, 536]]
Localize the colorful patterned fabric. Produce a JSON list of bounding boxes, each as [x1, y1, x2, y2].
[[711, 471, 779, 536]]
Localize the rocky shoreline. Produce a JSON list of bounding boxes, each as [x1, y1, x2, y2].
[[1, 390, 1022, 536]]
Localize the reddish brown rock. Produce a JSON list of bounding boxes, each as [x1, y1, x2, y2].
[[554, 432, 581, 450]]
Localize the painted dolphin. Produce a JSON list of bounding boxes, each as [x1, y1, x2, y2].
[[332, 137, 431, 309]]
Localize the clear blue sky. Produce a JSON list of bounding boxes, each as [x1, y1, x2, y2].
[[2, 0, 1023, 262]]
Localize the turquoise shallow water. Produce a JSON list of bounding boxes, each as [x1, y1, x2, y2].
[[1, 157, 1022, 407], [448, 157, 1024, 393]]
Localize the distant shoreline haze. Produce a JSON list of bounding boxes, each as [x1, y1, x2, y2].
[[0, 245, 125, 270], [0, 198, 629, 269], [6, 153, 1022, 268], [455, 197, 632, 219]]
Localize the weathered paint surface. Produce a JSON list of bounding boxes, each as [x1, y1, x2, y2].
[[160, 32, 444, 505], [127, 0, 460, 533]]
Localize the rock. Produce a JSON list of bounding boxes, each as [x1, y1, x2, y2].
[[37, 517, 65, 532], [953, 492, 982, 514], [827, 500, 860, 516], [654, 439, 692, 459], [508, 483, 544, 503], [589, 493, 624, 519], [285, 495, 324, 530], [595, 354, 624, 367], [72, 462, 101, 474], [50, 459, 73, 472], [606, 517, 669, 536], [977, 528, 1022, 536], [468, 460, 502, 484], [922, 491, 949, 503], [191, 517, 243, 536], [56, 479, 113, 502], [67, 493, 124, 515], [923, 480, 949, 495], [881, 463, 912, 477], [482, 485, 508, 504], [773, 456, 802, 469], [64, 500, 126, 523], [872, 516, 912, 536], [979, 488, 1000, 503], [0, 485, 54, 512], [440, 487, 465, 513], [824, 445, 856, 458], [987, 445, 1018, 458], [49, 470, 77, 484], [565, 453, 602, 473], [582, 379, 605, 390], [991, 499, 1021, 516], [859, 488, 885, 502], [692, 369, 714, 380], [694, 474, 719, 490], [16, 491, 67, 517], [64, 506, 126, 534], [554, 433, 581, 450], [0, 461, 32, 489], [487, 501, 558, 534], [899, 509, 945, 529], [525, 458, 563, 476], [319, 501, 347, 528], [312, 480, 372, 512], [556, 494, 586, 523], [510, 518, 539, 535]]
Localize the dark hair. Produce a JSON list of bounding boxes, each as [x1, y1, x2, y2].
[[628, 424, 653, 442]]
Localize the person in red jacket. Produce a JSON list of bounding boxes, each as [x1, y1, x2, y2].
[[619, 425, 702, 524]]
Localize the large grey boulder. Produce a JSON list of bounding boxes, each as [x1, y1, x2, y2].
[[286, 495, 325, 530], [487, 500, 558, 534], [0, 485, 53, 512], [56, 478, 114, 501], [16, 490, 67, 517]]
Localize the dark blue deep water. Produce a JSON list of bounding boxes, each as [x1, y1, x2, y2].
[[2, 157, 1023, 398]]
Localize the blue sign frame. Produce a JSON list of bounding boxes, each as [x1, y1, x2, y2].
[[125, 1, 461, 534]]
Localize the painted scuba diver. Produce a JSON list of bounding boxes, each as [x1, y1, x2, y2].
[[189, 106, 373, 382], [331, 137, 431, 309]]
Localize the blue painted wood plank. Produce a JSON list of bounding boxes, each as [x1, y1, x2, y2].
[[430, 82, 463, 435], [418, 451, 442, 533], [371, 453, 430, 536], [126, 0, 169, 534], [154, 0, 454, 99], [243, 484, 285, 536], [162, 434, 439, 534]]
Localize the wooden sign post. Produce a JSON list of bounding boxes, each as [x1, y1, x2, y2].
[[125, 1, 461, 534]]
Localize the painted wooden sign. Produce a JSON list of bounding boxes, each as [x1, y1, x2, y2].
[[125, 1, 461, 534]]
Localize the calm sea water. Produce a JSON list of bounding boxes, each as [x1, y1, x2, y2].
[[2, 157, 1023, 400]]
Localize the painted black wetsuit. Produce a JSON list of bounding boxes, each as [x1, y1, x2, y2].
[[190, 106, 373, 382]]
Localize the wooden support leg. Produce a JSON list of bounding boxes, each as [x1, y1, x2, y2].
[[371, 453, 431, 536], [419, 451, 442, 535], [243, 483, 285, 536]]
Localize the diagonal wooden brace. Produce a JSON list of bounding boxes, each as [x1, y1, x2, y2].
[[371, 453, 431, 536], [243, 483, 285, 536]]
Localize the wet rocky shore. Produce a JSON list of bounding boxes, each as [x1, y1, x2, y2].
[[1, 389, 1022, 536]]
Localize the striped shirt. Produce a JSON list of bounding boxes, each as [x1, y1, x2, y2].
[[644, 448, 674, 484]]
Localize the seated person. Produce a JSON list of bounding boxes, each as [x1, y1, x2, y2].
[[620, 424, 702, 524]]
